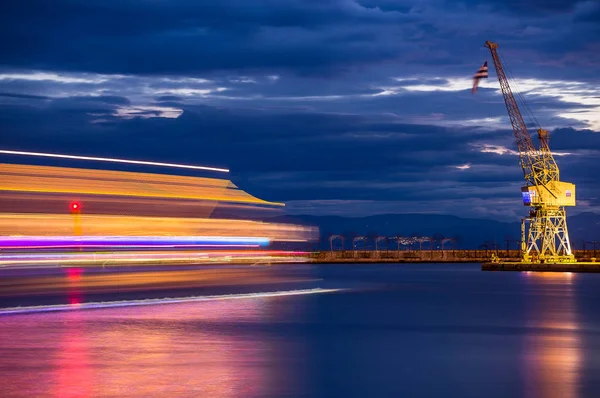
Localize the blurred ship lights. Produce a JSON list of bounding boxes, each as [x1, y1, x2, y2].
[[0, 162, 317, 266]]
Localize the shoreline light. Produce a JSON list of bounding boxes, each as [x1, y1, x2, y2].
[[0, 149, 229, 173]]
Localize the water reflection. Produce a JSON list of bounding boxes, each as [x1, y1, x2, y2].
[[66, 268, 83, 306], [522, 272, 581, 398], [54, 311, 92, 397], [0, 296, 305, 397]]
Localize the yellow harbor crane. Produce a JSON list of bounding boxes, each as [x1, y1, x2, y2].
[[484, 41, 576, 264]]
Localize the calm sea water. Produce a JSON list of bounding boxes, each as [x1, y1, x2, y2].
[[2, 263, 600, 397]]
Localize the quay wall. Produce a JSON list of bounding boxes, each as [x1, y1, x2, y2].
[[482, 262, 600, 272], [309, 250, 599, 263]]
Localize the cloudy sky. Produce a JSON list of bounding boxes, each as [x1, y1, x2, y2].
[[1, 0, 599, 220]]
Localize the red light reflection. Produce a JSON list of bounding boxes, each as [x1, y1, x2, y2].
[[54, 312, 92, 398], [66, 268, 83, 281]]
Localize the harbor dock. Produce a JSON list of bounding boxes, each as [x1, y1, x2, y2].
[[309, 249, 599, 269]]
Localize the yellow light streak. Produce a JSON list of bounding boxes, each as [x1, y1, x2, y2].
[[0, 163, 284, 206], [0, 213, 317, 242]]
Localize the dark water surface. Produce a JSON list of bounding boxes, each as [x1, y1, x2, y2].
[[2, 263, 600, 397]]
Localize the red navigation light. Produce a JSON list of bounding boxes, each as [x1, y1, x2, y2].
[[70, 202, 81, 211]]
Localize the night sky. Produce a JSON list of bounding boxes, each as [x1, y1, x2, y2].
[[1, 0, 599, 221]]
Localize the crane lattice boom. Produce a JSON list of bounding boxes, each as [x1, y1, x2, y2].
[[485, 41, 559, 187]]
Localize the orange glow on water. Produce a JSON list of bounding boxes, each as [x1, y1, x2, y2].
[[522, 271, 581, 398], [524, 271, 573, 279]]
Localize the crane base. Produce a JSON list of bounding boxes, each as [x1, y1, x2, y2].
[[482, 261, 600, 272]]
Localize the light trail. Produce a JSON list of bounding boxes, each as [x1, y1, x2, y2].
[[0, 250, 310, 266], [0, 163, 287, 206], [0, 288, 344, 315], [0, 213, 313, 241], [0, 149, 229, 173], [0, 244, 261, 250], [0, 250, 308, 259], [0, 236, 270, 248]]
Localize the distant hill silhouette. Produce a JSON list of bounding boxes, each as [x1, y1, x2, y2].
[[269, 212, 600, 250]]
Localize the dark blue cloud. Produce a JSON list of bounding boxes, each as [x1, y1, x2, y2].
[[156, 95, 184, 102], [0, 92, 50, 100], [0, 0, 599, 219], [453, 0, 583, 14], [1, 96, 598, 219], [0, 0, 416, 75], [2, 0, 598, 77]]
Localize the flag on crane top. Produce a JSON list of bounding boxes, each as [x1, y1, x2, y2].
[[471, 61, 488, 94]]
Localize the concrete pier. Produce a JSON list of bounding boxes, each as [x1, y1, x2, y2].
[[310, 249, 519, 263], [310, 249, 599, 265], [482, 261, 600, 272]]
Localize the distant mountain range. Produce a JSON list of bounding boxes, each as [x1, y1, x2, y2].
[[270, 212, 600, 250]]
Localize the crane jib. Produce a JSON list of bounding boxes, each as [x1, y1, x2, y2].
[[484, 41, 560, 187]]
